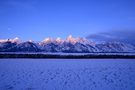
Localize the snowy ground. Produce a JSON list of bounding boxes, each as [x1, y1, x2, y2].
[[0, 59, 135, 90]]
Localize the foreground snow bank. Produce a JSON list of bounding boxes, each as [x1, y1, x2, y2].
[[0, 59, 135, 90]]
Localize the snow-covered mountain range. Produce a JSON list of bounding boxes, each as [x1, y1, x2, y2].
[[0, 36, 135, 53]]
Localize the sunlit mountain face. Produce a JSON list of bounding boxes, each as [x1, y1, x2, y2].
[[0, 35, 135, 53], [39, 35, 91, 44], [0, 37, 20, 43]]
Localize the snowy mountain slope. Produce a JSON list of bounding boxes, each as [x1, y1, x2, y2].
[[40, 42, 61, 52], [0, 41, 17, 52], [95, 42, 135, 52], [0, 37, 135, 53], [1, 41, 40, 52]]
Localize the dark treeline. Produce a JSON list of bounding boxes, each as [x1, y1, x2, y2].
[[0, 54, 135, 59]]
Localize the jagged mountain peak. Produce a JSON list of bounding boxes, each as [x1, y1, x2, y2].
[[40, 35, 93, 45], [0, 37, 21, 43], [0, 37, 135, 53]]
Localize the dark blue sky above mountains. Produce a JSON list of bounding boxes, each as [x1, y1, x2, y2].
[[0, 0, 135, 42]]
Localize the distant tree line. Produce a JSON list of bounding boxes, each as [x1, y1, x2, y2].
[[0, 53, 135, 59]]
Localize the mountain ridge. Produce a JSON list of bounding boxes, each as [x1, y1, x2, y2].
[[0, 36, 135, 53]]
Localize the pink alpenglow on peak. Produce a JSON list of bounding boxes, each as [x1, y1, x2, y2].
[[66, 35, 77, 44], [56, 37, 63, 43], [65, 35, 94, 45], [28, 40, 33, 43], [0, 35, 93, 45], [12, 37, 20, 43], [42, 38, 53, 43], [0, 35, 135, 53], [0, 37, 20, 43], [0, 39, 9, 43]]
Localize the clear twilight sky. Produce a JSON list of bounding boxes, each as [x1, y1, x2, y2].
[[0, 0, 135, 41]]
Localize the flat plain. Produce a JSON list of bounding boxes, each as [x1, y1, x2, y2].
[[0, 59, 135, 90]]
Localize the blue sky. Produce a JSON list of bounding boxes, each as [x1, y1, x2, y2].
[[0, 0, 135, 41]]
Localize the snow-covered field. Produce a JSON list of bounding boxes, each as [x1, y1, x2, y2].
[[0, 59, 135, 90]]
